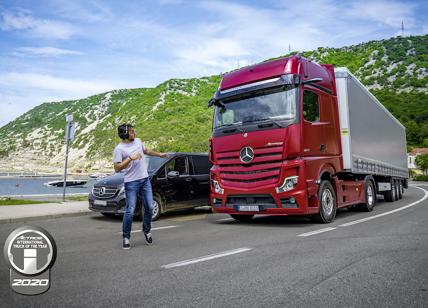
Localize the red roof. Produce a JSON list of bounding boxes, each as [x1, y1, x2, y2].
[[410, 148, 428, 155]]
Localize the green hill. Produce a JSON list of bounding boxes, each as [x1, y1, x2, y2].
[[0, 35, 427, 173]]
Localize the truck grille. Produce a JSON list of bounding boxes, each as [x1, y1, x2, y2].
[[92, 186, 119, 199], [217, 146, 282, 188]]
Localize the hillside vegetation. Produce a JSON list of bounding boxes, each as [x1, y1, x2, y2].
[[0, 35, 427, 172]]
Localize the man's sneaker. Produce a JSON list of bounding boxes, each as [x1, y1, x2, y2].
[[122, 238, 131, 250], [144, 233, 153, 245]]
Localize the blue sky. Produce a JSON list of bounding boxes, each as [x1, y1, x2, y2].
[[0, 0, 427, 127]]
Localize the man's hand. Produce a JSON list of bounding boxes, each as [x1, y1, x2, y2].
[[160, 153, 168, 158], [130, 152, 142, 160]]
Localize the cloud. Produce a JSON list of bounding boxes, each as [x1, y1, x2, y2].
[[14, 47, 83, 56], [0, 10, 75, 39], [349, 1, 416, 28]]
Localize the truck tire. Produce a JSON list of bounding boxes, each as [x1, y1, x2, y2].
[[358, 180, 375, 212], [397, 180, 403, 200], [230, 214, 254, 222], [383, 180, 395, 202], [311, 181, 337, 223], [394, 180, 399, 201]]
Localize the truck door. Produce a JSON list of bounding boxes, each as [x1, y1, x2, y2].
[[302, 89, 325, 156]]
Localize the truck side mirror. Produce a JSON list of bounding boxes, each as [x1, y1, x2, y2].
[[167, 171, 179, 178]]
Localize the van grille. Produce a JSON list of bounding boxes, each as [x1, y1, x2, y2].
[[217, 146, 282, 188], [92, 186, 119, 199]]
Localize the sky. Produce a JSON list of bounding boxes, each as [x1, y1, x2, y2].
[[0, 0, 427, 127]]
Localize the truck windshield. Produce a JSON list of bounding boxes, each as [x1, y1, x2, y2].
[[213, 88, 297, 129]]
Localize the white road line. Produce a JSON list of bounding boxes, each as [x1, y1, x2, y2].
[[298, 227, 337, 237], [339, 186, 428, 227], [216, 217, 235, 222], [117, 225, 177, 234], [162, 247, 252, 269]]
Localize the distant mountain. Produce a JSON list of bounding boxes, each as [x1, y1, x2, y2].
[[0, 35, 427, 173]]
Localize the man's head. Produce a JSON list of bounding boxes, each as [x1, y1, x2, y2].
[[118, 124, 136, 141]]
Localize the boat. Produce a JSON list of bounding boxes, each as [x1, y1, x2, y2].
[[44, 180, 88, 187]]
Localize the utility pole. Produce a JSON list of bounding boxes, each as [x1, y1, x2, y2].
[[401, 20, 404, 36], [62, 114, 75, 202]]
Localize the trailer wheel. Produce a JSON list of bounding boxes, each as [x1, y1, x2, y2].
[[383, 180, 395, 202], [397, 180, 403, 200], [230, 214, 254, 222], [359, 180, 375, 212], [394, 180, 399, 201], [311, 181, 337, 223]]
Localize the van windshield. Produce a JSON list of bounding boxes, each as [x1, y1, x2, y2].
[[213, 87, 297, 129], [145, 156, 167, 174]]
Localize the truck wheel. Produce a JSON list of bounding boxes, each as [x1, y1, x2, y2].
[[383, 181, 395, 202], [312, 181, 337, 223], [397, 180, 403, 200], [359, 180, 375, 212], [393, 180, 399, 201], [230, 214, 254, 222]]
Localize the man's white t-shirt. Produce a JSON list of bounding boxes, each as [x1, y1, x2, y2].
[[113, 138, 148, 182]]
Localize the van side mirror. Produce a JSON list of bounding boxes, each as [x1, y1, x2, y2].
[[167, 171, 179, 178]]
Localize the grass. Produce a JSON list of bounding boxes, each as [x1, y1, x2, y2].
[[65, 195, 89, 201], [0, 198, 52, 206]]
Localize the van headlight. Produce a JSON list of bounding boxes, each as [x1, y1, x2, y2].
[[118, 185, 125, 195], [212, 180, 224, 194], [276, 176, 298, 193]]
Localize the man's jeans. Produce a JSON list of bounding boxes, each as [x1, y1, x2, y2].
[[122, 177, 153, 239]]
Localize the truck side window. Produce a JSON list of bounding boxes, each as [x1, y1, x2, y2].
[[192, 155, 212, 175], [303, 90, 319, 122], [167, 157, 188, 175]]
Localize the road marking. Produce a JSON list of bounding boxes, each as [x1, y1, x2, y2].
[[298, 227, 337, 237], [339, 186, 428, 227], [168, 214, 207, 222], [216, 217, 235, 222], [117, 225, 177, 234], [162, 247, 252, 269]]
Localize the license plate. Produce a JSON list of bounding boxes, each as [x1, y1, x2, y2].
[[238, 205, 259, 212], [94, 200, 107, 206]]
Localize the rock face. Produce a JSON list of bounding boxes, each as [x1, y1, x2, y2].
[[0, 35, 427, 173]]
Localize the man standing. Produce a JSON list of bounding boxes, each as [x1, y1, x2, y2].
[[113, 124, 168, 250]]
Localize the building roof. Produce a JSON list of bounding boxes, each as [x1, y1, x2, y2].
[[410, 148, 428, 155]]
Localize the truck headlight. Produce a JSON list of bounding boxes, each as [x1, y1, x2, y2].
[[276, 176, 298, 193], [212, 180, 224, 194]]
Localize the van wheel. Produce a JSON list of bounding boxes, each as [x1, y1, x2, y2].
[[151, 195, 162, 221], [358, 180, 375, 212], [230, 214, 254, 222], [311, 181, 337, 223]]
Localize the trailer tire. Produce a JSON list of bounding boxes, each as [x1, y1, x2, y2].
[[230, 214, 254, 222], [311, 181, 337, 223], [358, 180, 375, 212], [383, 180, 395, 202], [397, 180, 403, 200], [394, 180, 399, 201]]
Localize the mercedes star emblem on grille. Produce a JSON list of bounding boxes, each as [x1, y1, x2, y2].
[[99, 187, 106, 196], [240, 147, 254, 163]]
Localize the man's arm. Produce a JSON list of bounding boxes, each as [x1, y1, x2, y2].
[[144, 148, 168, 158], [114, 152, 141, 172]]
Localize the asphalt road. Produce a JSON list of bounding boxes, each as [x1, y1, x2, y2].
[[1, 185, 427, 308]]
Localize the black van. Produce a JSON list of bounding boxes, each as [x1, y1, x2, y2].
[[88, 153, 211, 221]]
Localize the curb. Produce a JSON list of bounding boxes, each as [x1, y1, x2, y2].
[[0, 210, 94, 224]]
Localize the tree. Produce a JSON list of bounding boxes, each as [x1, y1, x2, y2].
[[415, 154, 428, 175]]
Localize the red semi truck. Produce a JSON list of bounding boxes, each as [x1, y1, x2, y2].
[[208, 56, 408, 223]]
